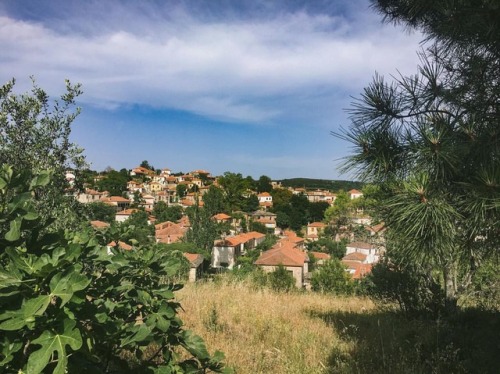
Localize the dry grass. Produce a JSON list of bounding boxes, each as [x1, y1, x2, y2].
[[177, 278, 374, 374]]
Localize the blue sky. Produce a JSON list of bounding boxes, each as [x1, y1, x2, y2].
[[0, 0, 422, 179]]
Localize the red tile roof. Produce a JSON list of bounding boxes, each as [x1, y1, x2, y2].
[[90, 220, 110, 229], [308, 222, 326, 228], [107, 241, 132, 251], [213, 213, 231, 220], [310, 251, 331, 260], [342, 252, 367, 262], [255, 244, 308, 267], [347, 242, 375, 250], [342, 261, 372, 279]]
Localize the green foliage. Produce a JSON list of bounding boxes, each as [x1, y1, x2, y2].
[[311, 259, 354, 294], [279, 178, 363, 191], [184, 203, 220, 252], [268, 265, 295, 292], [249, 220, 267, 234], [176, 184, 188, 199], [97, 170, 129, 196], [0, 166, 229, 373], [152, 201, 183, 224], [256, 175, 272, 193], [363, 258, 445, 318], [87, 201, 117, 223], [217, 172, 251, 212], [337, 1, 500, 308], [307, 237, 346, 259], [202, 185, 226, 216], [0, 78, 86, 229], [242, 194, 259, 213]]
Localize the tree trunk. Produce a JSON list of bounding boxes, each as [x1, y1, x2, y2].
[[443, 265, 458, 312]]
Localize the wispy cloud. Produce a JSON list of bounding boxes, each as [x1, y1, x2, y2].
[[0, 0, 421, 125]]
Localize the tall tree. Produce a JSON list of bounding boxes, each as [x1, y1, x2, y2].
[[0, 78, 86, 227], [337, 1, 500, 308], [256, 175, 273, 193], [217, 172, 250, 212]]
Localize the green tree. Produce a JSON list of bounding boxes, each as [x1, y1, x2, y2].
[[311, 259, 354, 294], [184, 203, 220, 253], [97, 170, 128, 196], [176, 184, 188, 200], [0, 78, 86, 228], [256, 175, 273, 193], [140, 160, 153, 170], [337, 1, 500, 309], [202, 185, 226, 216], [86, 201, 116, 223], [270, 187, 293, 209], [217, 172, 250, 212], [268, 265, 295, 292], [308, 201, 330, 222], [153, 201, 183, 223], [121, 210, 154, 245], [0, 165, 228, 373], [243, 194, 260, 213]]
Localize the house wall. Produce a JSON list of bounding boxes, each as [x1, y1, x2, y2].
[[211, 246, 236, 269], [260, 265, 304, 288]]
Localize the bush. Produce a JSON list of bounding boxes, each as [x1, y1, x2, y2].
[[0, 165, 229, 373], [363, 259, 445, 318], [311, 259, 355, 294], [268, 265, 295, 292]]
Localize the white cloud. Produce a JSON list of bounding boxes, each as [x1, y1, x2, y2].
[[0, 2, 422, 125]]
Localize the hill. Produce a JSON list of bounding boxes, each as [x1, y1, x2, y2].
[[278, 178, 364, 192]]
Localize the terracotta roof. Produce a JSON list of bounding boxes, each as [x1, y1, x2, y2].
[[258, 192, 271, 197], [155, 221, 188, 243], [255, 245, 308, 267], [213, 213, 231, 220], [214, 231, 265, 247], [101, 196, 130, 203], [308, 222, 326, 228], [342, 261, 372, 279], [116, 208, 140, 216], [90, 220, 110, 229], [367, 223, 386, 233], [349, 189, 363, 195], [107, 241, 132, 251], [342, 252, 367, 262], [310, 251, 331, 260], [346, 242, 375, 250], [183, 253, 204, 267]]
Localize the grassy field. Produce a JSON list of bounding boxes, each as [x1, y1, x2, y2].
[[177, 279, 499, 374]]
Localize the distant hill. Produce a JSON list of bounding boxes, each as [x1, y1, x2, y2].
[[277, 178, 364, 192]]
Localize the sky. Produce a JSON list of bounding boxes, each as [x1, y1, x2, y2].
[[0, 0, 423, 180]]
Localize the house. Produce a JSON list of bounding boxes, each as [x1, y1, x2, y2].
[[100, 196, 131, 212], [211, 231, 265, 269], [213, 213, 231, 224], [130, 166, 154, 177], [155, 221, 188, 244], [115, 208, 155, 224], [254, 240, 309, 288], [306, 222, 326, 241], [348, 189, 363, 199], [183, 253, 204, 282], [257, 192, 273, 209], [251, 210, 277, 232], [345, 241, 380, 264], [281, 230, 305, 249], [77, 189, 108, 204], [309, 251, 331, 265]]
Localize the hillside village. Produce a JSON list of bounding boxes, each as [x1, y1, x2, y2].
[[71, 164, 386, 287]]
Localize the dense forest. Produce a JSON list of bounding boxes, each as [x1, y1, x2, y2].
[[278, 178, 363, 191]]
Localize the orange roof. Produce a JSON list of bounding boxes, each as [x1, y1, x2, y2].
[[310, 251, 331, 260], [116, 208, 140, 215], [214, 231, 265, 247], [213, 213, 231, 220], [308, 222, 326, 228], [183, 253, 204, 267], [347, 242, 375, 250], [342, 261, 372, 279], [342, 252, 367, 262], [255, 245, 308, 267], [258, 192, 271, 197], [349, 189, 363, 195], [107, 241, 132, 251], [101, 196, 130, 203], [90, 220, 110, 229]]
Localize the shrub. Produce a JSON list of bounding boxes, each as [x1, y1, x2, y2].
[[0, 165, 229, 373], [268, 265, 295, 292], [311, 259, 354, 294], [363, 259, 445, 318]]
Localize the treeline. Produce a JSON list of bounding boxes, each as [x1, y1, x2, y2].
[[278, 178, 363, 191]]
